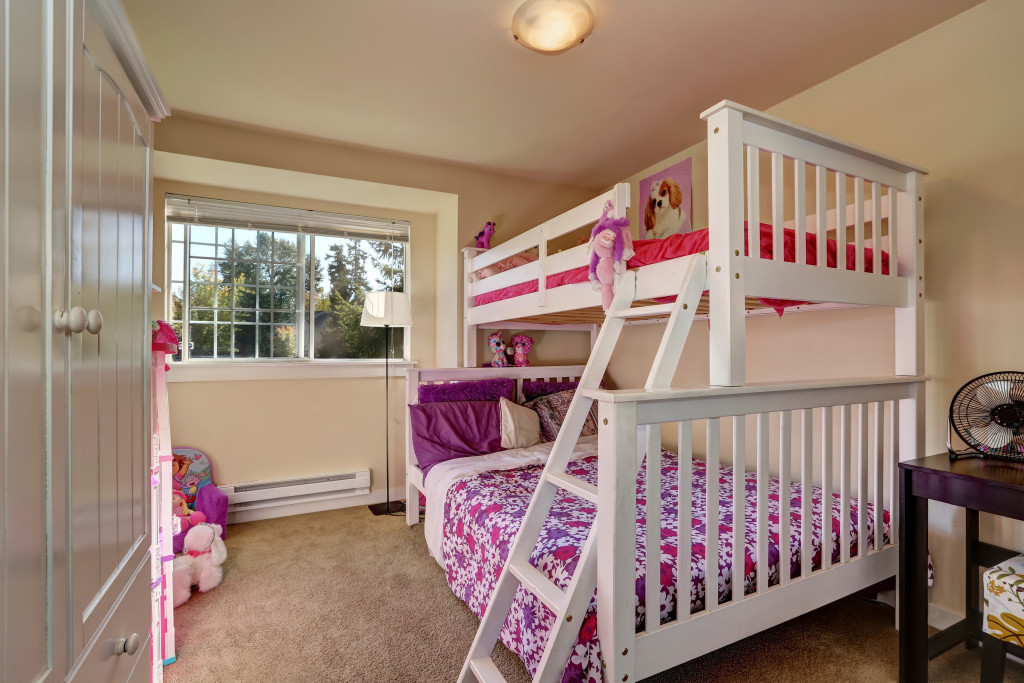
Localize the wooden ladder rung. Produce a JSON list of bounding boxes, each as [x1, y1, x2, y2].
[[508, 560, 565, 614], [468, 657, 506, 683], [546, 471, 598, 503]]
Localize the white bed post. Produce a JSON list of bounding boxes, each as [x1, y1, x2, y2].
[[706, 105, 746, 387], [895, 172, 925, 462], [463, 248, 481, 368], [894, 172, 924, 379], [405, 368, 420, 526], [894, 172, 924, 627], [597, 399, 638, 683]]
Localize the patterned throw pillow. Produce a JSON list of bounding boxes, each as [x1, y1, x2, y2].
[[523, 389, 599, 442]]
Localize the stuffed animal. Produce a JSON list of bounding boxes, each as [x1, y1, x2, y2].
[[172, 490, 206, 534], [172, 523, 227, 607], [507, 334, 534, 367], [587, 201, 634, 310], [475, 221, 496, 249], [487, 332, 509, 367]]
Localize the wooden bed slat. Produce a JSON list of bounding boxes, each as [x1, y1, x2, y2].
[[778, 410, 792, 585], [677, 421, 692, 623], [755, 413, 768, 595], [733, 416, 746, 604], [705, 418, 720, 613]]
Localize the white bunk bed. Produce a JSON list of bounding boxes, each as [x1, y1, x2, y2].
[[407, 101, 927, 683]]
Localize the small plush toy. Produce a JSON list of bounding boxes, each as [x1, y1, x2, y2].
[[488, 332, 509, 367], [507, 334, 534, 367], [475, 221, 496, 249], [587, 201, 634, 310], [172, 490, 207, 534], [172, 523, 227, 607]]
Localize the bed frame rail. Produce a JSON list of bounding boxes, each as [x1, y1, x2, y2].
[[463, 184, 630, 367], [589, 376, 925, 681], [702, 101, 926, 386]]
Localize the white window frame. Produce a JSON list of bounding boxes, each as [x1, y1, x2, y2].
[[165, 194, 410, 374]]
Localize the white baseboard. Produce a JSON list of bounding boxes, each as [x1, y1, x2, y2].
[[874, 589, 964, 631], [928, 601, 963, 631], [226, 486, 408, 524]]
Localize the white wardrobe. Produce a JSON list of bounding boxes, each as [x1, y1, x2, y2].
[[1, 0, 167, 681]]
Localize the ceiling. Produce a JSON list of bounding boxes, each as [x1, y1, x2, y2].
[[123, 0, 983, 189]]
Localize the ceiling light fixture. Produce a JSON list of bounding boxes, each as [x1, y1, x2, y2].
[[511, 0, 594, 55]]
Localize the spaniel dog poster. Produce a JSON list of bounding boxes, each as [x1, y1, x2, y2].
[[640, 158, 692, 239]]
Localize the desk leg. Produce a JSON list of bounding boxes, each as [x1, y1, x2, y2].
[[966, 507, 980, 650], [900, 467, 929, 682]]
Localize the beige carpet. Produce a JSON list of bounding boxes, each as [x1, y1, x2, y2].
[[165, 506, 1022, 682]]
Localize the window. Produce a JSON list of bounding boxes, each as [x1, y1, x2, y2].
[[166, 195, 408, 363]]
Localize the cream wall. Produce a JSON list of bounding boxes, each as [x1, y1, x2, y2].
[[613, 0, 1023, 616], [153, 177, 437, 487], [153, 123, 598, 493]]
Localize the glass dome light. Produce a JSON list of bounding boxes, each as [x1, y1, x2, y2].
[[511, 0, 595, 55]]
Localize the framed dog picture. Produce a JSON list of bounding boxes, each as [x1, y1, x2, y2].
[[639, 158, 692, 239]]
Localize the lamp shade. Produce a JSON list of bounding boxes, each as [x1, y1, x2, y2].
[[360, 291, 412, 327]]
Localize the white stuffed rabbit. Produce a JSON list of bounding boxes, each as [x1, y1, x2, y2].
[[172, 523, 227, 607]]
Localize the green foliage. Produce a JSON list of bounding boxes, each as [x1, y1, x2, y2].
[[176, 226, 404, 360]]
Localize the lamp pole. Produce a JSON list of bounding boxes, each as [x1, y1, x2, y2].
[[369, 322, 403, 516]]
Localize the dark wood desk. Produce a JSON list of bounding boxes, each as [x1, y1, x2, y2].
[[899, 453, 1024, 681]]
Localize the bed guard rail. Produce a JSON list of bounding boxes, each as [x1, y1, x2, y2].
[[584, 375, 925, 681], [702, 101, 928, 385]]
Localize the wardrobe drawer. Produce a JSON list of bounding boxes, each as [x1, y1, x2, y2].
[[68, 554, 151, 683]]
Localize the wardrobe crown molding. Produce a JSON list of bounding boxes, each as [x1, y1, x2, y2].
[[88, 0, 170, 121]]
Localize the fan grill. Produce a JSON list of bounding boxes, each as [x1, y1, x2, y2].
[[949, 371, 1024, 461]]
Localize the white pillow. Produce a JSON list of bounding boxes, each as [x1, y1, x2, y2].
[[499, 396, 541, 449]]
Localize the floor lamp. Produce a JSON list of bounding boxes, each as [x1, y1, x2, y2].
[[361, 291, 412, 516]]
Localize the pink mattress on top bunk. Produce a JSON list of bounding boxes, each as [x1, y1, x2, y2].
[[474, 223, 890, 315]]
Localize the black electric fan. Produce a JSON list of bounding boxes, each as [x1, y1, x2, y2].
[[948, 371, 1024, 462]]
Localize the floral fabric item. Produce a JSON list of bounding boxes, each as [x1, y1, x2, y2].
[[983, 554, 1024, 645], [442, 451, 889, 683], [523, 389, 598, 442]]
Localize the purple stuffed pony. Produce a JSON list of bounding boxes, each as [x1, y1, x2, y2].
[[475, 221, 496, 249], [587, 202, 634, 310]]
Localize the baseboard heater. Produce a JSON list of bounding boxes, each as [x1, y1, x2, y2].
[[220, 469, 370, 513]]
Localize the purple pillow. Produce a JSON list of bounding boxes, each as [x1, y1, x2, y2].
[[409, 401, 501, 477], [522, 380, 580, 402], [418, 378, 515, 403]]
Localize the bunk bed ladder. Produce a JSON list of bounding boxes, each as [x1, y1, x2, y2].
[[459, 254, 708, 683]]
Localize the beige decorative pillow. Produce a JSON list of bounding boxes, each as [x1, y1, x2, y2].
[[499, 396, 541, 449]]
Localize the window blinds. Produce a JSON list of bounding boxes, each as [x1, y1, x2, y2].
[[165, 194, 410, 242]]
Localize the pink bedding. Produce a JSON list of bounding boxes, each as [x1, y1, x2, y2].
[[474, 223, 890, 315], [443, 450, 889, 682]]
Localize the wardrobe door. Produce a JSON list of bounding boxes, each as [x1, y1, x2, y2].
[[0, 1, 55, 680], [65, 4, 152, 680]]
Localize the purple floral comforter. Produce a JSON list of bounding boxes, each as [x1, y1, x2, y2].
[[442, 451, 889, 683]]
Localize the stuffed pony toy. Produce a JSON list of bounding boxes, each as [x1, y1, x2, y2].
[[487, 332, 509, 367], [172, 523, 227, 607], [475, 221, 496, 249], [507, 334, 534, 367], [587, 201, 634, 310]]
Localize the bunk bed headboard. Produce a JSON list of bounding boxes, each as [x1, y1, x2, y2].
[[701, 100, 928, 386], [404, 365, 587, 520]]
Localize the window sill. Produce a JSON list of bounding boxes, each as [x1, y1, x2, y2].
[[164, 359, 417, 383]]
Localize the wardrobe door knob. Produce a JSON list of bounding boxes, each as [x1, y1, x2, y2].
[[54, 306, 88, 334], [114, 632, 140, 656], [85, 309, 103, 334]]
